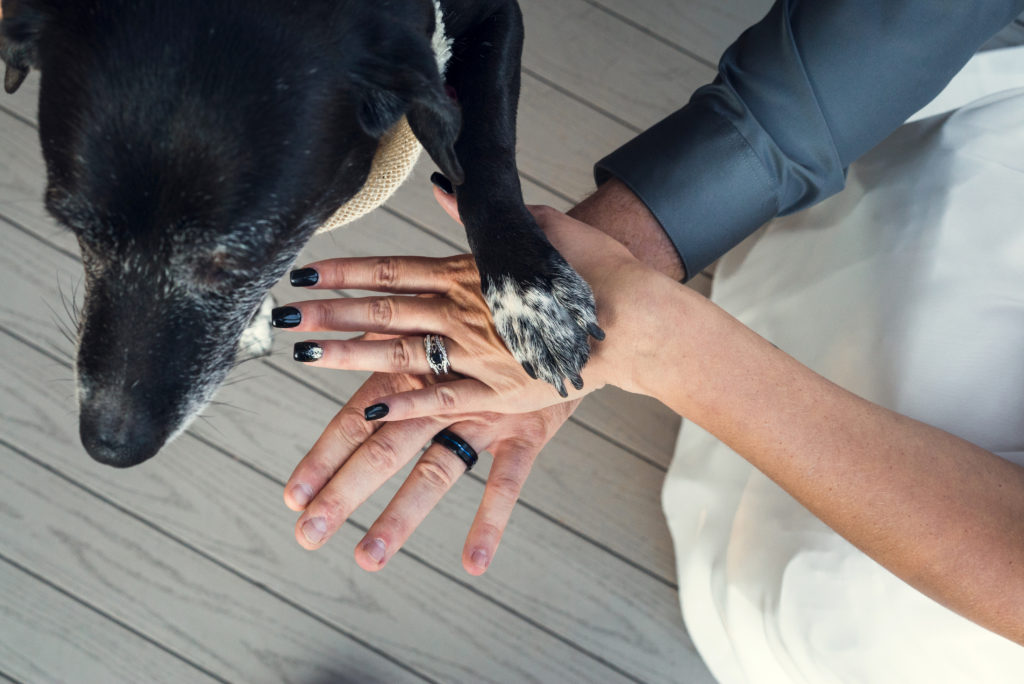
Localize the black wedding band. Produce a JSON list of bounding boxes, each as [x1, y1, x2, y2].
[[432, 429, 479, 472]]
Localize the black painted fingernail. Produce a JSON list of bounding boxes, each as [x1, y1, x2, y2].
[[587, 322, 606, 341], [364, 403, 390, 421], [571, 374, 584, 391], [430, 172, 454, 195], [272, 306, 302, 328], [290, 268, 319, 287], [522, 362, 537, 380], [293, 342, 323, 363]]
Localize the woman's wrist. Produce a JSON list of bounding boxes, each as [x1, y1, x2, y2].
[[582, 264, 701, 400]]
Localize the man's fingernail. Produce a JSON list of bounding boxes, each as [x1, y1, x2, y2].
[[430, 172, 454, 195], [290, 483, 314, 508], [363, 537, 387, 564], [302, 516, 327, 544], [293, 342, 323, 363], [290, 268, 320, 287], [471, 548, 490, 570], [364, 403, 389, 421], [272, 306, 302, 328]]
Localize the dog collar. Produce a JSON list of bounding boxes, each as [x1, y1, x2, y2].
[[317, 0, 452, 233]]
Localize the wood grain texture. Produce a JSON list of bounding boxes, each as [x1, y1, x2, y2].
[[0, 560, 221, 684], [0, 446, 425, 684], [0, 339, 644, 684]]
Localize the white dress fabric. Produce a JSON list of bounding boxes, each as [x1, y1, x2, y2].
[[663, 48, 1024, 684]]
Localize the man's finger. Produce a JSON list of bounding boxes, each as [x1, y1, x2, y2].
[[461, 441, 538, 575], [354, 429, 485, 571], [283, 373, 411, 511], [293, 416, 440, 550]]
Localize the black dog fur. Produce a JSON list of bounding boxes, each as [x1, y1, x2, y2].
[[0, 0, 602, 468]]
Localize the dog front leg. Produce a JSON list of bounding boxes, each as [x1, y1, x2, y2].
[[442, 1, 603, 396]]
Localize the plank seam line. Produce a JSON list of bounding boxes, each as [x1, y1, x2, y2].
[[0, 669, 21, 684], [0, 436, 438, 684], [518, 169, 579, 205], [380, 205, 465, 252], [0, 102, 36, 129], [0, 212, 80, 262], [0, 324, 659, 681], [575, 0, 718, 70], [0, 551, 229, 684], [522, 67, 643, 133]]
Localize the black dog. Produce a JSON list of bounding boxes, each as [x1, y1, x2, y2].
[[1, 0, 602, 467]]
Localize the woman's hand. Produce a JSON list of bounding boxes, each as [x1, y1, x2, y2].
[[280, 188, 657, 421]]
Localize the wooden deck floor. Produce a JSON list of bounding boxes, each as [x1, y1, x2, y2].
[[3, 3, 1021, 683]]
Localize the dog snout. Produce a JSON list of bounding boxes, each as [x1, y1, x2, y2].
[[78, 394, 166, 468]]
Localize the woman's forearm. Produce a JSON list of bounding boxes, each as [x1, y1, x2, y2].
[[637, 280, 1024, 644]]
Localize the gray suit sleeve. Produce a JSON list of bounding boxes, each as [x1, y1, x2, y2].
[[595, 0, 1024, 279]]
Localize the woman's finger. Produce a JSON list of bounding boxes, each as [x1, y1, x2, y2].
[[363, 378, 507, 422], [274, 295, 451, 335], [461, 440, 538, 575], [293, 336, 464, 376], [354, 428, 485, 571], [291, 255, 469, 294]]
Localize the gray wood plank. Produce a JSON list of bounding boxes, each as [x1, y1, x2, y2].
[[0, 445, 425, 684], [0, 559, 221, 684], [519, 0, 716, 130], [0, 220, 713, 684]]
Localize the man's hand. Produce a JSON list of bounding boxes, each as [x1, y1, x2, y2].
[[284, 362, 577, 574]]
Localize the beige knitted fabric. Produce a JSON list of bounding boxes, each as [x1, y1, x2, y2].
[[315, 116, 423, 233]]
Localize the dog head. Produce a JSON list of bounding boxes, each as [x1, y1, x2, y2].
[[2, 0, 462, 467]]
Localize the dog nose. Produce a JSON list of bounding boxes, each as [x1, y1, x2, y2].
[[79, 404, 165, 468]]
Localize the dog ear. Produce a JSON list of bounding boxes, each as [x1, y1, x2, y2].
[[352, 37, 465, 185], [0, 0, 48, 94]]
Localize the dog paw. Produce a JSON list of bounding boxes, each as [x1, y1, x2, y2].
[[482, 255, 604, 397], [236, 295, 276, 362]]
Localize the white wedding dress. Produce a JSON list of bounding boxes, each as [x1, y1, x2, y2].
[[663, 48, 1024, 683]]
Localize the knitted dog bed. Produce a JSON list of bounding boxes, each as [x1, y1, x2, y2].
[[316, 0, 452, 233]]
